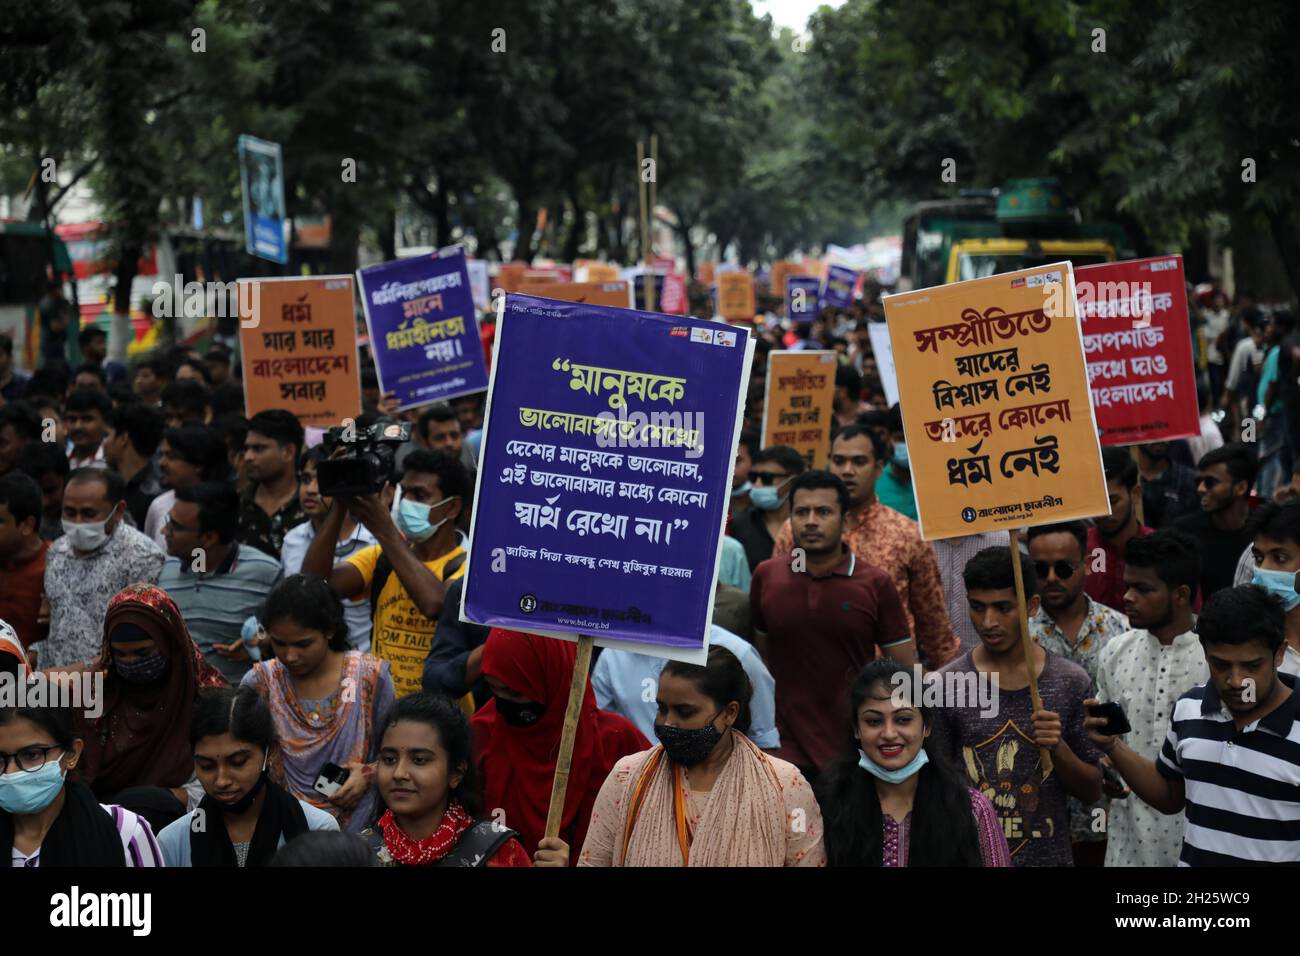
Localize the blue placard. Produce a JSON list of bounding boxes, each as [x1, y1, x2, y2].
[[461, 294, 753, 660], [786, 275, 822, 322], [357, 247, 490, 411], [822, 264, 860, 309], [238, 135, 287, 264]]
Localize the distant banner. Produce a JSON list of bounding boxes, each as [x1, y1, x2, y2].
[[717, 271, 756, 321], [357, 247, 490, 411], [786, 275, 821, 322], [467, 259, 490, 311], [822, 264, 860, 310], [517, 281, 632, 308], [495, 262, 528, 293], [237, 135, 287, 264], [238, 276, 360, 426], [762, 351, 837, 469], [883, 263, 1108, 540], [460, 294, 753, 661], [1075, 255, 1199, 446], [867, 322, 901, 407]]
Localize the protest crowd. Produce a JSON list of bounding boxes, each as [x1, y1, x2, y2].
[[1, 269, 1300, 873]]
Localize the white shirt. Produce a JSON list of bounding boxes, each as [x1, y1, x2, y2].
[[1185, 414, 1225, 465], [144, 489, 176, 548], [1281, 644, 1300, 677], [1097, 627, 1208, 867]]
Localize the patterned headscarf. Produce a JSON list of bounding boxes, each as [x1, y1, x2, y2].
[[76, 583, 226, 801], [0, 618, 30, 678]]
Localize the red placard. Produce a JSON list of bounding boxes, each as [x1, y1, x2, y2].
[[1075, 255, 1199, 447]]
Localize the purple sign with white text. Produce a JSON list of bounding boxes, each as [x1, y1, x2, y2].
[[822, 264, 860, 310], [357, 247, 489, 411], [460, 294, 753, 658]]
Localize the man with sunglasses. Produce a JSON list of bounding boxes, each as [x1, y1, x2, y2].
[[730, 445, 805, 571], [1173, 443, 1258, 602], [1026, 521, 1130, 866]]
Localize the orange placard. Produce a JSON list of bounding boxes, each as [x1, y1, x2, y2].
[[762, 351, 838, 469], [582, 263, 621, 283], [769, 260, 800, 297], [883, 262, 1108, 540], [717, 271, 756, 321], [495, 262, 529, 293], [697, 262, 716, 286], [238, 275, 361, 428], [516, 281, 632, 308]]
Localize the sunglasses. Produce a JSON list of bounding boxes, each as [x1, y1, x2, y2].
[[751, 472, 791, 486], [1035, 560, 1079, 581]]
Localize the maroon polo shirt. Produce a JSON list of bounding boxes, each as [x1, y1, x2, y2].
[[751, 546, 910, 772]]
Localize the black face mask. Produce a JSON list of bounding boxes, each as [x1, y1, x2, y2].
[[495, 696, 545, 727], [655, 711, 725, 766]]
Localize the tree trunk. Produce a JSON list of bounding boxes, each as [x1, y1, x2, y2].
[[514, 192, 535, 263], [1267, 212, 1300, 303], [327, 200, 361, 276], [379, 206, 397, 261], [111, 240, 142, 361], [433, 185, 451, 248], [563, 188, 584, 262]]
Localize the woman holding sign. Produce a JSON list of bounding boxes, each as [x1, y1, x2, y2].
[[471, 629, 649, 862], [578, 646, 825, 867], [816, 660, 1009, 867]]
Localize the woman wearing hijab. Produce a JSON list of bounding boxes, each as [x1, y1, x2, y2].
[[1, 702, 165, 866], [471, 629, 649, 860], [816, 659, 1009, 867], [156, 686, 339, 866], [579, 646, 825, 866], [241, 575, 395, 833], [75, 583, 226, 820]]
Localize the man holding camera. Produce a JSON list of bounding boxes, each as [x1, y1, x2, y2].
[[302, 448, 469, 700]]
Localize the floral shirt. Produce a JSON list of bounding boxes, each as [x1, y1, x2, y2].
[[237, 487, 307, 561], [772, 501, 960, 667], [1029, 596, 1130, 686], [1096, 628, 1207, 867], [39, 524, 166, 668]]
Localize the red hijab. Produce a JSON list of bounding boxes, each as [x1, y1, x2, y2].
[[472, 629, 648, 857]]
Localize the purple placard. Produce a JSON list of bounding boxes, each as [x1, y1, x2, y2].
[[357, 247, 489, 411], [460, 294, 753, 659], [821, 263, 860, 310], [786, 275, 822, 322]]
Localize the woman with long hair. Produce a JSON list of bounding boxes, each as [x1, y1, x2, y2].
[[361, 692, 567, 867], [471, 629, 649, 860], [240, 574, 395, 832], [0, 702, 164, 866], [579, 646, 824, 867], [155, 686, 340, 866], [76, 583, 227, 818], [816, 659, 1009, 867]]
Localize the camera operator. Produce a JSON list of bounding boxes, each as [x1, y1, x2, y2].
[[301, 449, 468, 700]]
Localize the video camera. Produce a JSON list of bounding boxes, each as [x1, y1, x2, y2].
[[316, 420, 412, 498]]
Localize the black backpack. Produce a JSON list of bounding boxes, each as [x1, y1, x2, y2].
[[369, 550, 467, 625]]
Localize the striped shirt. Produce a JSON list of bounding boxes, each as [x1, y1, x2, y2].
[[159, 543, 283, 683], [1157, 672, 1300, 865], [11, 803, 165, 867]]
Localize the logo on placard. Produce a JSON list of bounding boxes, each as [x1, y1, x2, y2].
[[519, 594, 538, 614], [713, 329, 738, 348], [961, 507, 977, 524], [690, 327, 714, 345], [670, 326, 689, 337], [1011, 278, 1026, 289]]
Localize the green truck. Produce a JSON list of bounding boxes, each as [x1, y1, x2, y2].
[[898, 178, 1129, 291]]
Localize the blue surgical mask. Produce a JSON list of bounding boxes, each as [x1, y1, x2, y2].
[[1252, 567, 1300, 612], [731, 481, 753, 499], [749, 484, 783, 511], [397, 497, 454, 542], [893, 441, 909, 468], [114, 653, 168, 684], [858, 747, 929, 784], [0, 759, 67, 814]]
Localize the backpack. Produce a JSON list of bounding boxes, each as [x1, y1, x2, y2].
[[369, 549, 467, 626]]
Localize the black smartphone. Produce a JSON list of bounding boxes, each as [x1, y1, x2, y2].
[[313, 761, 351, 798], [1088, 701, 1132, 736]]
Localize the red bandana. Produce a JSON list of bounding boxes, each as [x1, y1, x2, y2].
[[378, 801, 474, 866]]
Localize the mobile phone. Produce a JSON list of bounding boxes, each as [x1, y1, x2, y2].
[[313, 761, 351, 798], [1088, 701, 1132, 737]]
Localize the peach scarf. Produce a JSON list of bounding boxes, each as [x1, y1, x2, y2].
[[618, 732, 787, 867]]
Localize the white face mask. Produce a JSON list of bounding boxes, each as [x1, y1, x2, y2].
[[63, 515, 113, 552]]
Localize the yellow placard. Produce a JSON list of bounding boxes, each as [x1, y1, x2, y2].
[[762, 351, 838, 469], [769, 260, 799, 297], [717, 271, 756, 321], [882, 262, 1108, 540], [238, 275, 361, 428], [516, 281, 632, 308]]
